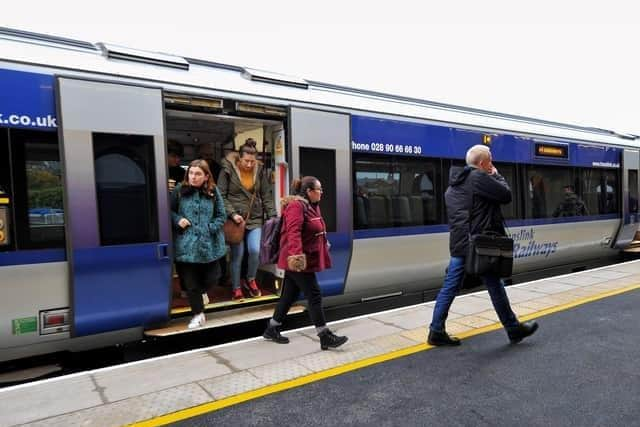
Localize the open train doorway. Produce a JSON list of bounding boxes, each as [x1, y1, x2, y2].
[[164, 96, 288, 318]]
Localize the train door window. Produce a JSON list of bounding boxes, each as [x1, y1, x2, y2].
[[580, 168, 620, 215], [629, 170, 638, 215], [10, 129, 65, 249], [525, 165, 579, 219], [493, 162, 517, 220], [299, 147, 336, 232], [93, 133, 158, 245], [353, 154, 440, 229]]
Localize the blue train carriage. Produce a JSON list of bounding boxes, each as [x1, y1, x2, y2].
[[0, 27, 638, 363]]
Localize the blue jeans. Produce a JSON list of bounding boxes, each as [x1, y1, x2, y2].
[[230, 227, 262, 290], [430, 257, 519, 332]]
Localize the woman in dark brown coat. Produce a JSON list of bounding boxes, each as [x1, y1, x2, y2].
[[263, 176, 348, 350]]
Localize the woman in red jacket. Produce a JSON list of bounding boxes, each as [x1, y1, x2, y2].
[[263, 176, 348, 350]]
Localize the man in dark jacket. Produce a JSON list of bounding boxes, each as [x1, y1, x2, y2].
[[552, 185, 587, 217], [428, 145, 539, 346]]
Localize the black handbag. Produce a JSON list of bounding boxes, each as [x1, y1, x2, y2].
[[465, 232, 514, 278]]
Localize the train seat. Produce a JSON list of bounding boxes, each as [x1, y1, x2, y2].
[[409, 195, 424, 225], [392, 196, 411, 226], [355, 196, 368, 228], [368, 195, 390, 228]]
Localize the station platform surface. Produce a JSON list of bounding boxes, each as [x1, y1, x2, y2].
[[2, 260, 640, 427]]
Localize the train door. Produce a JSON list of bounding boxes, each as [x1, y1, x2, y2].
[[55, 77, 171, 336], [289, 108, 352, 296], [613, 148, 640, 248]]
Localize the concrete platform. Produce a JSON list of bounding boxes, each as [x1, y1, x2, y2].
[[2, 260, 640, 427], [185, 287, 640, 427]]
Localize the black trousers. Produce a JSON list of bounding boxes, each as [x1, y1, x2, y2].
[[273, 271, 326, 328], [176, 260, 220, 314]]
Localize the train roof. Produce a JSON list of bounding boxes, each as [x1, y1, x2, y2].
[[0, 26, 638, 146]]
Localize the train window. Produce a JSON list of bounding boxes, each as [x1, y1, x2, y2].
[[299, 147, 336, 232], [525, 165, 580, 219], [353, 154, 440, 229], [93, 133, 158, 246], [10, 129, 65, 249], [629, 170, 638, 215], [493, 162, 517, 220], [580, 168, 620, 215]]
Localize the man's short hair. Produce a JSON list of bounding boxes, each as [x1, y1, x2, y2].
[[167, 140, 183, 157], [466, 144, 490, 166]]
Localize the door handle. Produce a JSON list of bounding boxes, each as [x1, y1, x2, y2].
[[156, 243, 169, 260]]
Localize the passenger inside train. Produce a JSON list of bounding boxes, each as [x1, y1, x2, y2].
[[167, 140, 186, 190], [552, 185, 588, 218]]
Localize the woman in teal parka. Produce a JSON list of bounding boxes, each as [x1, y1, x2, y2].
[[170, 159, 227, 329]]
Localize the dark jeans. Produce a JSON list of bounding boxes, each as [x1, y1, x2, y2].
[[176, 260, 221, 314], [273, 271, 326, 328], [430, 256, 519, 332]]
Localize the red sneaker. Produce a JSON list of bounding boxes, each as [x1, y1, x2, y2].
[[232, 288, 244, 300], [243, 279, 262, 297]]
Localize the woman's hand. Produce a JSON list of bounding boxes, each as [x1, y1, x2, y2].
[[287, 254, 307, 272], [178, 218, 191, 229], [232, 214, 244, 225]]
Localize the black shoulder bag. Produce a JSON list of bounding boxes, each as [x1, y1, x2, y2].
[[464, 199, 514, 279], [465, 232, 514, 278]]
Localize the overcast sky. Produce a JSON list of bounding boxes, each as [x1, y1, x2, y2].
[[3, 1, 639, 135]]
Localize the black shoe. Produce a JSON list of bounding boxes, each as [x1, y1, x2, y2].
[[428, 329, 461, 346], [263, 325, 290, 344], [507, 320, 539, 344], [319, 329, 348, 350]]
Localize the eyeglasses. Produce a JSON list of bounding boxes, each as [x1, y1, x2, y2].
[[312, 188, 323, 192]]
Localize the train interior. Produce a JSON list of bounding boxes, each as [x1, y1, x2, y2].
[[164, 98, 286, 317]]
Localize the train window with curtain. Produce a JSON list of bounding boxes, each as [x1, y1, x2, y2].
[[525, 165, 580, 219], [580, 168, 620, 215], [9, 129, 65, 249], [93, 133, 158, 246], [353, 154, 440, 229]]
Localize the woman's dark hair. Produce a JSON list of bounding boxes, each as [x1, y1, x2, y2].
[[182, 159, 216, 195], [239, 138, 258, 157], [291, 176, 319, 199]]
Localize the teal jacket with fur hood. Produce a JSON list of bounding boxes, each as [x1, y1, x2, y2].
[[170, 183, 226, 263]]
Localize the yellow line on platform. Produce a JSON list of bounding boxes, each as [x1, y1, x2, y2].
[[130, 283, 640, 427]]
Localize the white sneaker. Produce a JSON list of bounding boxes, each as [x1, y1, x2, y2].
[[187, 313, 206, 329], [202, 293, 210, 305]]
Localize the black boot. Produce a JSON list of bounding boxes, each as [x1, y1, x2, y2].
[[507, 320, 539, 344], [428, 329, 461, 346], [263, 325, 289, 344], [319, 329, 348, 350]]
